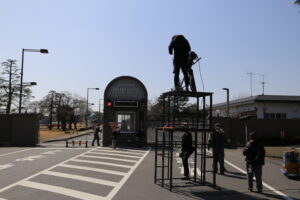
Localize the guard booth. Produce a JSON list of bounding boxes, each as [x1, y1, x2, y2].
[[102, 76, 148, 147]]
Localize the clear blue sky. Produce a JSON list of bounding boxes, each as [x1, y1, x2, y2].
[[1, 0, 300, 110]]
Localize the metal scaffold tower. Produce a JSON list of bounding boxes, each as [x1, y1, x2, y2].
[[154, 90, 215, 191]]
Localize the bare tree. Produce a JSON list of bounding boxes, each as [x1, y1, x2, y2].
[[0, 59, 32, 114]]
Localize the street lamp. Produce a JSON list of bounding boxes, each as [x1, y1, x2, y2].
[[222, 88, 229, 118], [86, 88, 99, 128], [19, 48, 48, 114]]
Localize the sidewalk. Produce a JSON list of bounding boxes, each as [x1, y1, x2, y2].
[[40, 130, 93, 143]]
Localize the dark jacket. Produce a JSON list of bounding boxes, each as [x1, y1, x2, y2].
[[111, 130, 120, 139], [208, 130, 227, 152], [94, 127, 100, 136], [168, 35, 191, 61], [181, 132, 193, 152], [243, 140, 265, 166]]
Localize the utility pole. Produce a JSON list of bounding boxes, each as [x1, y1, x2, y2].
[[247, 72, 254, 96], [222, 88, 230, 117], [260, 74, 266, 95]]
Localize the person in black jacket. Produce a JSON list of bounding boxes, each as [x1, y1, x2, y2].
[[92, 124, 101, 146], [180, 131, 194, 180], [168, 35, 191, 91], [208, 123, 227, 174], [243, 132, 265, 193], [111, 126, 120, 149]]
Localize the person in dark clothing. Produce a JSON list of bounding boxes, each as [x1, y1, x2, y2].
[[243, 132, 265, 193], [111, 127, 120, 149], [92, 124, 101, 146], [168, 35, 191, 91], [208, 123, 227, 174], [180, 131, 194, 180]]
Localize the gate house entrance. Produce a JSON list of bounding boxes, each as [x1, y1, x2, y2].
[[102, 76, 147, 147]]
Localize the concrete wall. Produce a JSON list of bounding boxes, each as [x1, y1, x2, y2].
[[0, 114, 39, 146]]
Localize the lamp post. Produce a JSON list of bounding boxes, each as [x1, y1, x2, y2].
[[19, 48, 48, 114], [222, 88, 229, 118], [86, 88, 99, 128]]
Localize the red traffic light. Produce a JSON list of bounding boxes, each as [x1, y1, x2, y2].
[[107, 101, 112, 107]]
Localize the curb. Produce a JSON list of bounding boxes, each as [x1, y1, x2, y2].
[[41, 131, 93, 143]]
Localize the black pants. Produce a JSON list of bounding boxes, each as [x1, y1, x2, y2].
[[212, 150, 225, 173], [92, 135, 100, 146], [247, 163, 263, 191], [182, 151, 191, 176], [173, 59, 189, 89]]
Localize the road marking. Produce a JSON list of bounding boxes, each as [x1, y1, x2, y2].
[[18, 181, 105, 200], [43, 171, 118, 187], [105, 148, 150, 200], [0, 198, 7, 200], [15, 155, 45, 162], [0, 148, 32, 157], [0, 163, 14, 171], [98, 147, 147, 153], [72, 158, 132, 168], [93, 149, 145, 155], [0, 148, 92, 194], [207, 151, 294, 200], [80, 155, 137, 163], [0, 147, 148, 200], [89, 151, 142, 159], [41, 150, 62, 155], [59, 164, 126, 176]]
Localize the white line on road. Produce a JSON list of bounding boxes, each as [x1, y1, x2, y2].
[[72, 158, 133, 168], [0, 148, 32, 157], [207, 151, 294, 200], [18, 181, 106, 200], [93, 149, 145, 155], [0, 148, 92, 194], [43, 171, 118, 187], [0, 163, 14, 171], [105, 148, 150, 200], [0, 197, 7, 200], [97, 147, 147, 153], [59, 163, 126, 176], [89, 151, 142, 159], [80, 155, 137, 163]]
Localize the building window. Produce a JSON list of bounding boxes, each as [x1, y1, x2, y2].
[[117, 113, 135, 133], [264, 113, 287, 119]]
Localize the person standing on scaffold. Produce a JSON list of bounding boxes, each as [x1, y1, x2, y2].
[[168, 35, 191, 91]]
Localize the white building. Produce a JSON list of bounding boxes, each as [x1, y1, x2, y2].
[[213, 95, 300, 119]]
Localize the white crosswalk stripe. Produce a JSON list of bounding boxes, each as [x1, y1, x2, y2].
[[88, 151, 142, 158], [59, 163, 127, 176], [43, 171, 118, 187], [72, 158, 133, 168], [0, 148, 150, 200], [18, 181, 106, 200], [80, 154, 137, 163]]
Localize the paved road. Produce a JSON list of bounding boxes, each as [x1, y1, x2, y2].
[[0, 134, 299, 200]]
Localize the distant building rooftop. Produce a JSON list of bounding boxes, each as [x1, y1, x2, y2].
[[214, 95, 300, 108]]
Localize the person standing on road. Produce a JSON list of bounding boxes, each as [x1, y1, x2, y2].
[[92, 124, 101, 146], [168, 35, 191, 91], [111, 126, 120, 149], [208, 123, 227, 175], [243, 132, 265, 193], [180, 131, 195, 180]]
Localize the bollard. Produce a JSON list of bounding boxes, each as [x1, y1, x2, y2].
[[66, 140, 68, 147]]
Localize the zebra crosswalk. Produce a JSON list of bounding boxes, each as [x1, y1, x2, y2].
[[0, 147, 150, 200]]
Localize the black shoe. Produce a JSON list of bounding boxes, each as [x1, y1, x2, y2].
[[181, 175, 190, 180], [220, 171, 224, 175], [248, 188, 253, 192], [257, 190, 263, 194]]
